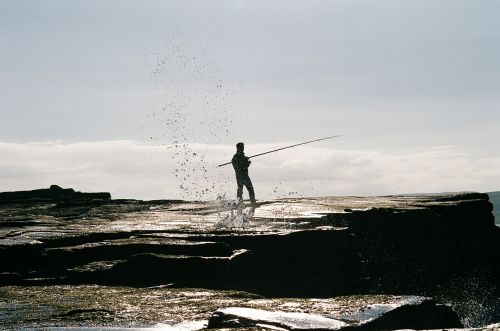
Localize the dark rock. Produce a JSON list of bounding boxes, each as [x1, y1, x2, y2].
[[0, 272, 24, 285], [70, 253, 231, 287], [42, 239, 232, 269], [434, 192, 490, 202], [226, 230, 361, 297], [0, 218, 39, 228], [344, 197, 500, 294], [0, 186, 111, 204], [55, 308, 114, 318], [338, 296, 462, 330]]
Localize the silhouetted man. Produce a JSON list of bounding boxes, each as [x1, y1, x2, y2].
[[232, 142, 256, 206]]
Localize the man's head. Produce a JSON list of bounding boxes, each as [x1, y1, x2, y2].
[[236, 142, 244, 152]]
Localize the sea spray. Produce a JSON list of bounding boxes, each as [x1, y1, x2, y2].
[[145, 35, 241, 201], [215, 195, 255, 228], [435, 273, 500, 327]]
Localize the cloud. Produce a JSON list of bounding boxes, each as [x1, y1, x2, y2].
[[0, 140, 499, 201]]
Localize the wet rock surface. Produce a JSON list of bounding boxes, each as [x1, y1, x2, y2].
[[0, 190, 499, 329], [208, 296, 462, 330], [0, 286, 459, 330]]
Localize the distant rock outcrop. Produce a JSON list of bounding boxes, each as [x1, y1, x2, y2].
[[0, 185, 111, 204]]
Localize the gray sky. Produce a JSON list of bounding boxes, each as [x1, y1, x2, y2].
[[1, 1, 499, 199]]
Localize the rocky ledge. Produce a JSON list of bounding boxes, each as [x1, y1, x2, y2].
[[0, 185, 111, 204], [0, 188, 499, 329]]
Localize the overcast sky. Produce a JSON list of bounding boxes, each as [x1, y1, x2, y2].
[[1, 1, 499, 199]]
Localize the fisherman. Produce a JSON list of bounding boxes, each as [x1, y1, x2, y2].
[[232, 142, 256, 206]]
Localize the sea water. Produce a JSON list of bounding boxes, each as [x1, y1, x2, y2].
[[215, 195, 255, 228], [487, 192, 500, 225]]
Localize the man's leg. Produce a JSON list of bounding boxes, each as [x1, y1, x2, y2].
[[244, 177, 256, 205], [236, 179, 243, 202]]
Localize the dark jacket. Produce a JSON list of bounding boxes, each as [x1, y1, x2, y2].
[[232, 152, 251, 178]]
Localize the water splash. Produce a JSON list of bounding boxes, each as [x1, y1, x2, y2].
[[144, 35, 241, 201], [436, 274, 500, 327], [215, 195, 255, 228]]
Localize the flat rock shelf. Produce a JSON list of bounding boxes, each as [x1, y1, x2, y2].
[[1, 191, 499, 330]]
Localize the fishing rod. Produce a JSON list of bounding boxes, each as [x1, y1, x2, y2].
[[217, 135, 342, 167]]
